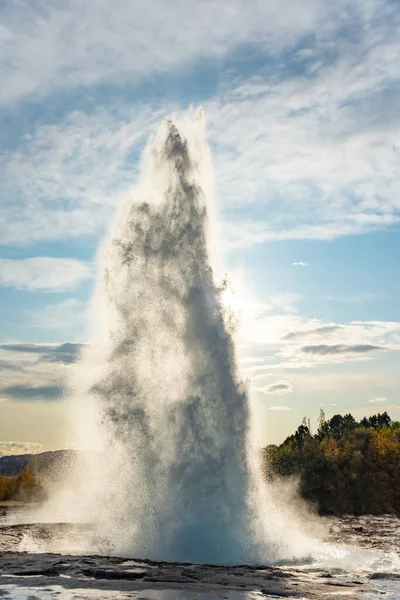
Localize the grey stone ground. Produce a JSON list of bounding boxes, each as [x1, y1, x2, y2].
[[0, 517, 399, 599]]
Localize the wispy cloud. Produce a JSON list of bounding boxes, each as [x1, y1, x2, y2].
[[297, 371, 400, 392], [293, 262, 308, 267], [268, 406, 292, 412], [221, 215, 400, 249], [282, 321, 400, 348], [0, 106, 164, 246], [0, 258, 92, 291], [0, 342, 83, 364], [206, 4, 400, 247], [368, 397, 387, 403], [0, 441, 43, 456], [27, 298, 86, 333], [260, 382, 292, 395], [0, 385, 63, 402], [326, 292, 390, 303], [283, 325, 343, 341], [0, 1, 399, 250], [301, 344, 385, 355], [0, 342, 81, 403], [0, 0, 354, 107], [238, 309, 400, 369]]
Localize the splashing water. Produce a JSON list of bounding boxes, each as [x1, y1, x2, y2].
[[51, 110, 318, 565]]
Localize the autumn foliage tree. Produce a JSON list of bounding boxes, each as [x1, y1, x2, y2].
[[265, 412, 400, 515], [0, 465, 44, 503]]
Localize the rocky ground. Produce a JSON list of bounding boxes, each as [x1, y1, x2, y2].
[[0, 516, 398, 599], [328, 514, 400, 553]]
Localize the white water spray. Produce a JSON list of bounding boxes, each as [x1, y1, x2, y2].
[[54, 110, 317, 565]]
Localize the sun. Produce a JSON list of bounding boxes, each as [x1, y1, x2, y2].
[[221, 287, 246, 314]]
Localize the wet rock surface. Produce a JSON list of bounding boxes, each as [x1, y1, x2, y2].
[[328, 514, 400, 553], [0, 515, 399, 598], [0, 550, 365, 598]]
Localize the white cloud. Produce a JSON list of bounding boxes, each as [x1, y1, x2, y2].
[[326, 292, 390, 303], [28, 298, 86, 333], [283, 321, 400, 347], [234, 308, 400, 389], [221, 215, 400, 250], [295, 372, 400, 392], [237, 305, 400, 368], [0, 0, 354, 107], [204, 8, 400, 247], [275, 320, 400, 369], [260, 381, 293, 395], [0, 106, 164, 245], [250, 373, 274, 381], [300, 344, 384, 355], [268, 293, 302, 315], [0, 1, 398, 250], [368, 397, 387, 403], [0, 257, 92, 291], [268, 406, 292, 412], [293, 262, 308, 267], [0, 441, 43, 456], [231, 281, 400, 375], [238, 356, 266, 365], [0, 342, 81, 403]]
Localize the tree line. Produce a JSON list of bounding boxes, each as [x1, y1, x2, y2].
[[1, 412, 399, 514], [263, 411, 400, 515]]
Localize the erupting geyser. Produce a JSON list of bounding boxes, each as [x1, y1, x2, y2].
[[59, 110, 310, 565]]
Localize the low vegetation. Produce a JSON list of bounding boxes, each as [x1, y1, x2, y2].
[[263, 411, 400, 515]]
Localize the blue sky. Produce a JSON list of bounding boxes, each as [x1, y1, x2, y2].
[[0, 0, 399, 453]]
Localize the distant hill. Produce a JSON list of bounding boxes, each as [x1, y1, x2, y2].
[[0, 450, 76, 476], [0, 454, 31, 476]]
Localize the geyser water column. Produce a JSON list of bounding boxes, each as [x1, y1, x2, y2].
[[65, 110, 285, 564]]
